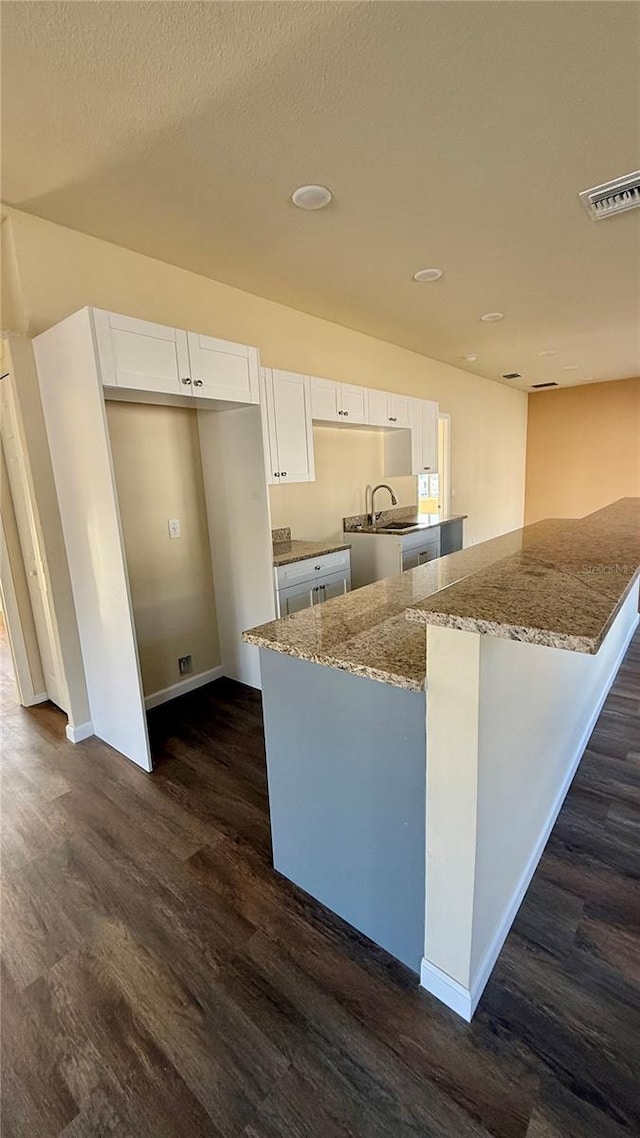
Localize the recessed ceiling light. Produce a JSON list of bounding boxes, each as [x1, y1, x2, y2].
[[480, 311, 504, 322], [463, 353, 478, 362], [562, 364, 579, 371], [538, 349, 557, 357], [291, 184, 333, 210], [413, 268, 443, 282]]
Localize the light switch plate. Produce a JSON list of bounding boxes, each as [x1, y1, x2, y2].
[[168, 518, 181, 539]]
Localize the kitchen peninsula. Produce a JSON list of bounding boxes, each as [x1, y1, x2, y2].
[[244, 499, 640, 1019]]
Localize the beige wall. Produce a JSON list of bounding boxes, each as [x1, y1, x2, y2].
[[1, 205, 527, 699], [269, 427, 417, 541], [525, 378, 640, 524], [105, 401, 220, 696]]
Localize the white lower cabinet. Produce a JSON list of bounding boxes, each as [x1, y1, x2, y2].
[[275, 549, 351, 616]]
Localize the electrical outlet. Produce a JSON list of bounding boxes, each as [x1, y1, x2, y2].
[[168, 518, 181, 539], [178, 655, 192, 675]]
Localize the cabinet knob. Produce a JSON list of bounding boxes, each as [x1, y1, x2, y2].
[[321, 584, 326, 591], [344, 411, 349, 417], [389, 416, 397, 422], [338, 410, 343, 416], [194, 379, 203, 387], [181, 377, 192, 385], [281, 471, 287, 477], [424, 466, 431, 471], [274, 472, 280, 477], [314, 565, 321, 570]]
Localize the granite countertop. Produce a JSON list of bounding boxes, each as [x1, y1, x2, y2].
[[343, 505, 467, 535], [272, 527, 351, 567], [407, 498, 640, 652], [247, 500, 640, 690]]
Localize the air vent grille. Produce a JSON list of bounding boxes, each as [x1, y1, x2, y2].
[[502, 372, 522, 380], [531, 382, 558, 389], [579, 171, 640, 220]]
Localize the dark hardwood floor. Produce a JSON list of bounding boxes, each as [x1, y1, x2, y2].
[[1, 615, 639, 1138]]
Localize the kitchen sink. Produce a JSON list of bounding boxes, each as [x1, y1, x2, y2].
[[375, 521, 421, 531]]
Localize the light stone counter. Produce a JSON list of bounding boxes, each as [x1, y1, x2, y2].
[[244, 500, 640, 688]]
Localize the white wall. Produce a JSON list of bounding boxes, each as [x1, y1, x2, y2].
[[422, 582, 640, 1019]]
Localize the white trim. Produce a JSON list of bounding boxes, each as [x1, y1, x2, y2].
[[421, 609, 639, 1021], [65, 719, 94, 743], [31, 691, 49, 705], [420, 958, 472, 1021], [144, 665, 224, 710]]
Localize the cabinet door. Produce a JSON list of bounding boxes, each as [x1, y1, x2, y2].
[[93, 310, 190, 395], [187, 332, 259, 404], [310, 377, 340, 422], [388, 393, 411, 428], [367, 389, 391, 426], [402, 539, 440, 572], [278, 580, 316, 615], [270, 370, 315, 483], [408, 397, 424, 475], [340, 384, 368, 424], [316, 569, 351, 603], [421, 400, 438, 472]]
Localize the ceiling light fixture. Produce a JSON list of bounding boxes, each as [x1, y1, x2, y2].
[[562, 364, 579, 371], [480, 311, 504, 322], [463, 353, 478, 362], [291, 184, 333, 210], [538, 349, 557, 357], [413, 268, 443, 282]]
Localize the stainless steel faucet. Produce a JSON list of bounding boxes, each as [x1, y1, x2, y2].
[[370, 483, 398, 527]]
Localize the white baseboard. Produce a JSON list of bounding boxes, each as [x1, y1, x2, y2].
[[144, 666, 224, 710], [421, 609, 639, 1022], [26, 691, 49, 706], [420, 958, 473, 1021], [65, 720, 94, 743]]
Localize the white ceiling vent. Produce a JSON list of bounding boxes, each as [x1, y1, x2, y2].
[[579, 171, 640, 220]]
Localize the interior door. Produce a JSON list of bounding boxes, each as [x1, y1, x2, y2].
[[93, 310, 191, 395], [188, 332, 259, 403], [0, 391, 67, 710], [310, 377, 340, 422], [271, 370, 315, 483]]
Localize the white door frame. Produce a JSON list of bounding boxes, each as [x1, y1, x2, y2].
[[0, 518, 47, 706]]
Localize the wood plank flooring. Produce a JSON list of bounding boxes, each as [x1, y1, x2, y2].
[[1, 615, 639, 1137]]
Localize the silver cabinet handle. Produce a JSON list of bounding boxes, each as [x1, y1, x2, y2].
[[194, 379, 203, 387], [338, 410, 344, 416], [423, 466, 431, 471], [389, 416, 397, 422], [281, 472, 287, 477], [343, 411, 349, 417], [181, 377, 192, 385], [314, 565, 322, 570], [274, 472, 280, 477]]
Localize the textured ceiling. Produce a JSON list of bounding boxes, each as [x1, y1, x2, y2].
[[2, 0, 639, 391]]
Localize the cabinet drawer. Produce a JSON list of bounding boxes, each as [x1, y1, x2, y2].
[[275, 548, 350, 590], [401, 527, 440, 553]]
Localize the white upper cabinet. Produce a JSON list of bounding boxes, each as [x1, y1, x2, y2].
[[93, 310, 259, 404], [310, 377, 368, 424], [187, 332, 259, 404], [93, 310, 191, 395], [310, 377, 340, 421], [263, 369, 315, 485], [367, 389, 411, 428], [421, 399, 439, 473], [367, 389, 391, 426], [339, 383, 368, 423]]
